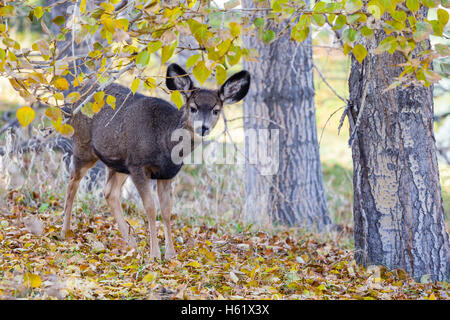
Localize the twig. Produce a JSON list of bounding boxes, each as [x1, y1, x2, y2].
[[70, 62, 135, 117], [313, 63, 347, 103]]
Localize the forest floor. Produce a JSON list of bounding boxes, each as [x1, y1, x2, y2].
[[0, 187, 448, 300]]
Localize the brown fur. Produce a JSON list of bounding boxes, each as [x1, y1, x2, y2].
[[61, 64, 250, 260]]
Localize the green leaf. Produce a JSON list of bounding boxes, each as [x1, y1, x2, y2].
[[333, 15, 347, 30], [262, 29, 276, 44], [421, 0, 439, 8], [374, 36, 397, 54], [312, 14, 326, 26], [186, 54, 201, 69], [291, 26, 310, 43], [254, 18, 265, 28], [193, 61, 211, 84], [313, 1, 327, 13], [361, 26, 374, 37], [171, 91, 184, 109], [297, 14, 311, 30], [342, 28, 359, 43], [352, 44, 368, 63], [406, 0, 420, 13], [136, 50, 150, 68], [227, 45, 242, 66], [147, 41, 162, 54]]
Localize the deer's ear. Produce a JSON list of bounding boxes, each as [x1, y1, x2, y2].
[[166, 64, 194, 97], [219, 70, 251, 105]]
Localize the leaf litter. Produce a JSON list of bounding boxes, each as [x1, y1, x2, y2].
[[0, 190, 448, 300]]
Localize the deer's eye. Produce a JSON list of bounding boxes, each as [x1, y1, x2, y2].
[[190, 107, 198, 113], [212, 109, 220, 116]]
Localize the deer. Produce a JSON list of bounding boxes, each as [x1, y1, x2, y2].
[[60, 63, 251, 260]]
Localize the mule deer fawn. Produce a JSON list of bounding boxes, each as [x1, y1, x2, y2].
[[61, 63, 250, 259]]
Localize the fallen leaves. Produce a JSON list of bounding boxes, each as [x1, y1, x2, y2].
[[0, 189, 448, 300]]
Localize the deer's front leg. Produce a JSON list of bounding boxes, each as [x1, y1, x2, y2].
[[157, 179, 176, 260], [130, 167, 161, 260]]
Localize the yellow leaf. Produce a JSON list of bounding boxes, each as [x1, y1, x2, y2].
[[92, 100, 105, 113], [16, 106, 35, 127], [54, 77, 69, 91], [101, 17, 115, 33], [126, 218, 139, 227], [23, 273, 41, 288], [45, 106, 62, 122], [216, 65, 227, 85], [94, 91, 105, 104], [352, 44, 368, 64], [34, 6, 44, 19], [131, 78, 140, 94], [186, 261, 201, 268], [80, 0, 86, 13], [66, 92, 81, 104], [106, 95, 116, 109], [161, 41, 177, 64], [142, 272, 157, 283], [229, 22, 241, 37], [428, 293, 436, 300], [59, 124, 74, 137], [171, 90, 184, 109], [193, 61, 211, 84]]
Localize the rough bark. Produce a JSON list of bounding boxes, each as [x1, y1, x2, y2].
[[242, 0, 330, 229], [349, 32, 449, 281]]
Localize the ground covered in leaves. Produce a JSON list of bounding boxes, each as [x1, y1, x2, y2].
[[0, 190, 448, 300]]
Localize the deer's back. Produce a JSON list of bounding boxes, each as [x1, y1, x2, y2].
[[71, 83, 184, 179]]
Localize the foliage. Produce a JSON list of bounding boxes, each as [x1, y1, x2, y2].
[[0, 188, 448, 299], [0, 0, 447, 135]]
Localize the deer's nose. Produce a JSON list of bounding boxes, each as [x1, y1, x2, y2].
[[201, 125, 209, 136]]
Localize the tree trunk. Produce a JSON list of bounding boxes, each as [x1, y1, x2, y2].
[[242, 1, 330, 230], [349, 33, 449, 281]]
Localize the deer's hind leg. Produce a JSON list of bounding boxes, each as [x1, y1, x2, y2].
[[157, 179, 176, 260], [61, 157, 97, 239], [104, 169, 137, 248]]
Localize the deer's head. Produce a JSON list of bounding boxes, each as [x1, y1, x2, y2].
[[166, 63, 250, 136]]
